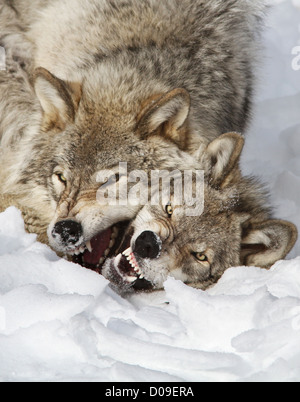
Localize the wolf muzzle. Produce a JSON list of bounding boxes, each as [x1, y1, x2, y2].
[[134, 231, 162, 259], [51, 220, 83, 248]]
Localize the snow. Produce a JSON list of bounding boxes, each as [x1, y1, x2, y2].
[[242, 0, 300, 259], [0, 0, 300, 382]]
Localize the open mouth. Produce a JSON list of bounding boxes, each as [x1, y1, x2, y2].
[[73, 221, 130, 273], [105, 247, 154, 292], [73, 222, 153, 292]]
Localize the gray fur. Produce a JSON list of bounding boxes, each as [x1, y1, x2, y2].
[[0, 53, 203, 255], [102, 137, 298, 294], [0, 0, 268, 255], [5, 0, 268, 140], [2, 0, 292, 283]]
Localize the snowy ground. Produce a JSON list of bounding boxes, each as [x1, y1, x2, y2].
[[0, 0, 300, 382]]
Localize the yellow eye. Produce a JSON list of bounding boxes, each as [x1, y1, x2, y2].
[[57, 173, 67, 184], [165, 204, 173, 217], [194, 253, 209, 263]]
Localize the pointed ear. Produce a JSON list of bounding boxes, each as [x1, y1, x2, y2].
[[241, 220, 298, 268], [136, 88, 191, 149], [34, 67, 82, 131], [204, 132, 245, 188]]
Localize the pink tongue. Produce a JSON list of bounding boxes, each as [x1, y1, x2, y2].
[[83, 227, 112, 266]]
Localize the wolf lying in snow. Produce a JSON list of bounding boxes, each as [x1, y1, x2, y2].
[[0, 58, 297, 289], [0, 0, 267, 261], [101, 134, 298, 293], [1, 0, 296, 291]]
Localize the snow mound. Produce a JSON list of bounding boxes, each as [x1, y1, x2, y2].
[[0, 208, 300, 382]]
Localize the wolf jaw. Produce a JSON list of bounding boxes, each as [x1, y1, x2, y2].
[[78, 219, 154, 291], [73, 221, 130, 273], [102, 246, 155, 293], [76, 211, 155, 290]]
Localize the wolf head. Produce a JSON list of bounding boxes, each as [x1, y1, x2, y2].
[[1, 0, 269, 257], [7, 67, 205, 259], [102, 134, 298, 294]]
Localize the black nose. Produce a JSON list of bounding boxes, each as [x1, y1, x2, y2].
[[134, 231, 161, 259], [52, 220, 83, 246]]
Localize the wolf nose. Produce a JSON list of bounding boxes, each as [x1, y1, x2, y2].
[[52, 220, 83, 246], [134, 231, 161, 259]]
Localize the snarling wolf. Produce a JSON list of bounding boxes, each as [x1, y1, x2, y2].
[[101, 134, 298, 294], [0, 58, 201, 256], [0, 0, 268, 267]]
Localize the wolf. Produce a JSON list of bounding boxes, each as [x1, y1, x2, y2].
[[101, 134, 298, 294], [0, 0, 267, 263], [0, 58, 203, 257], [10, 0, 267, 143], [0, 2, 32, 58]]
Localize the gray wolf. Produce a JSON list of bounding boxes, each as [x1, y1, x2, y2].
[[14, 0, 267, 141], [0, 0, 267, 264], [101, 134, 298, 293], [0, 58, 201, 257]]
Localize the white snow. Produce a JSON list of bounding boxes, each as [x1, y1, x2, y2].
[[242, 0, 300, 259], [0, 0, 300, 382]]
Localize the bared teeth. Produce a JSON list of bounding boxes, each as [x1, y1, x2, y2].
[[123, 247, 131, 257], [113, 255, 136, 284], [124, 275, 138, 283], [121, 248, 144, 279], [111, 227, 119, 239], [86, 241, 92, 253], [97, 225, 119, 266], [70, 244, 86, 256]]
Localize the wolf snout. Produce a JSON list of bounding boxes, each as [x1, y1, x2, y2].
[[51, 220, 83, 247], [134, 231, 162, 259]]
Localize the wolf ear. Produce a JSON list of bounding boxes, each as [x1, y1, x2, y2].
[[203, 132, 245, 188], [34, 67, 82, 131], [241, 220, 298, 268], [136, 88, 191, 149]]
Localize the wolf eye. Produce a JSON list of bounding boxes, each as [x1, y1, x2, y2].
[[56, 173, 67, 185], [165, 204, 173, 217], [194, 253, 209, 263]]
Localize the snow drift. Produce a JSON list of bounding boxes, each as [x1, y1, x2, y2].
[[0, 207, 300, 382]]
